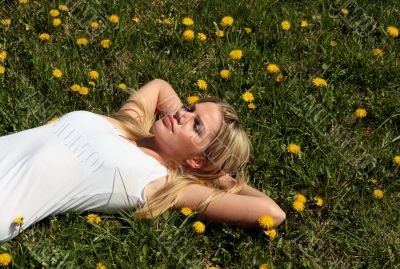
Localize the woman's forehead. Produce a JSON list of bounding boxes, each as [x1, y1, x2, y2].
[[195, 102, 223, 136]]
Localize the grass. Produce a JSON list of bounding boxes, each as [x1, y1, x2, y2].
[[1, 0, 400, 268]]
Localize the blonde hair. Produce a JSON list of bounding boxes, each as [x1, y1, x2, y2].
[[102, 93, 252, 219]]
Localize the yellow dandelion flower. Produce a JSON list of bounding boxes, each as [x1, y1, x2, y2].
[[372, 48, 383, 57], [355, 108, 367, 118], [96, 262, 106, 269], [287, 143, 301, 154], [13, 216, 24, 225], [0, 51, 7, 61], [393, 156, 400, 165], [118, 83, 127, 89], [0, 253, 12, 267], [387, 26, 399, 38], [49, 9, 60, 17], [1, 19, 11, 26], [163, 18, 173, 25], [281, 20, 291, 31], [88, 81, 96, 87], [39, 33, 50, 41], [275, 74, 284, 82], [314, 197, 324, 206], [248, 103, 256, 109], [242, 91, 254, 102], [25, 24, 30, 31], [229, 49, 243, 60], [266, 63, 280, 74], [183, 29, 195, 41], [100, 39, 111, 48], [192, 221, 205, 234], [52, 68, 63, 78], [0, 65, 5, 74], [259, 264, 270, 269], [90, 21, 99, 29], [294, 193, 307, 203], [220, 16, 234, 27], [292, 200, 305, 212], [215, 30, 224, 37], [59, 5, 69, 11], [197, 79, 208, 90], [197, 179, 206, 185], [187, 95, 200, 105], [341, 8, 349, 15], [70, 84, 81, 92], [258, 215, 275, 229], [52, 18, 62, 27], [79, 87, 89, 95], [368, 178, 378, 184], [19, 0, 28, 4], [219, 69, 231, 79], [300, 19, 309, 28], [330, 40, 337, 47], [207, 267, 218, 269], [47, 116, 59, 124], [88, 70, 99, 79], [132, 16, 140, 23], [244, 27, 252, 33], [182, 17, 193, 26], [197, 32, 207, 41], [108, 14, 119, 24], [312, 77, 328, 87], [76, 37, 89, 46], [373, 189, 383, 199], [87, 213, 101, 224], [181, 207, 193, 216], [264, 228, 277, 240]]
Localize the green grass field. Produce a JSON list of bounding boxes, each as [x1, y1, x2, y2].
[[1, 0, 400, 268]]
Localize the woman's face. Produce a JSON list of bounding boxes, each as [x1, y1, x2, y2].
[[152, 102, 223, 166]]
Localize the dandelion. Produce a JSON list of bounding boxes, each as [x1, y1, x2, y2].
[[373, 48, 383, 57], [100, 39, 111, 48], [207, 267, 218, 269], [197, 79, 208, 90], [242, 91, 254, 102], [287, 143, 301, 154], [187, 95, 200, 105], [19, 0, 28, 4], [275, 74, 284, 82], [292, 200, 305, 212], [88, 70, 99, 79], [0, 51, 7, 61], [264, 229, 277, 240], [368, 178, 378, 184], [220, 16, 234, 27], [59, 5, 69, 11], [181, 207, 192, 216], [39, 33, 50, 41], [70, 84, 81, 92], [0, 65, 5, 74], [90, 21, 99, 29], [281, 20, 291, 31], [197, 33, 207, 41], [393, 156, 400, 165], [182, 17, 193, 26], [13, 216, 24, 225], [341, 8, 349, 15], [312, 77, 328, 87], [7, 96, 12, 104], [25, 24, 30, 31], [300, 19, 309, 28], [294, 193, 307, 203], [1, 19, 11, 26], [47, 116, 59, 124], [219, 69, 231, 79], [266, 63, 280, 74], [163, 18, 172, 25], [52, 18, 62, 27], [49, 9, 60, 17], [373, 189, 383, 199], [259, 264, 270, 269], [258, 215, 275, 229], [244, 27, 252, 33], [87, 213, 101, 224], [96, 262, 106, 269], [88, 81, 96, 87], [0, 253, 12, 267], [108, 14, 119, 24], [314, 197, 324, 206], [52, 68, 63, 78], [192, 221, 205, 234], [132, 16, 140, 23], [354, 108, 367, 118], [215, 30, 224, 37], [76, 37, 89, 46], [118, 83, 127, 89], [229, 49, 243, 60], [79, 87, 89, 95], [248, 103, 256, 109], [197, 179, 206, 185], [387, 26, 399, 38], [330, 40, 337, 47], [183, 29, 195, 41]]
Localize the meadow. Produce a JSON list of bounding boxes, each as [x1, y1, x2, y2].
[[0, 0, 400, 268]]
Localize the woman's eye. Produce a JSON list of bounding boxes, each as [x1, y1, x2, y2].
[[183, 105, 194, 112]]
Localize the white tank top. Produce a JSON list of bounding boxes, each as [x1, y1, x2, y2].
[[0, 110, 168, 242]]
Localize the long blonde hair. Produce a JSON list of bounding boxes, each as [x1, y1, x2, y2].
[[102, 93, 252, 219]]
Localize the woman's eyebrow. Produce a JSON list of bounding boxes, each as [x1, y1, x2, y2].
[[193, 104, 205, 135]]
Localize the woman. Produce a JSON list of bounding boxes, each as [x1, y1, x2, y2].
[[0, 79, 286, 242]]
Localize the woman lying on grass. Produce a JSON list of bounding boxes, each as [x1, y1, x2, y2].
[[0, 79, 285, 242]]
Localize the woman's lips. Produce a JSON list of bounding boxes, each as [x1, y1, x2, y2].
[[163, 115, 174, 131]]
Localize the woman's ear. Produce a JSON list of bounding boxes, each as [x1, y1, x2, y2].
[[185, 155, 206, 169]]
